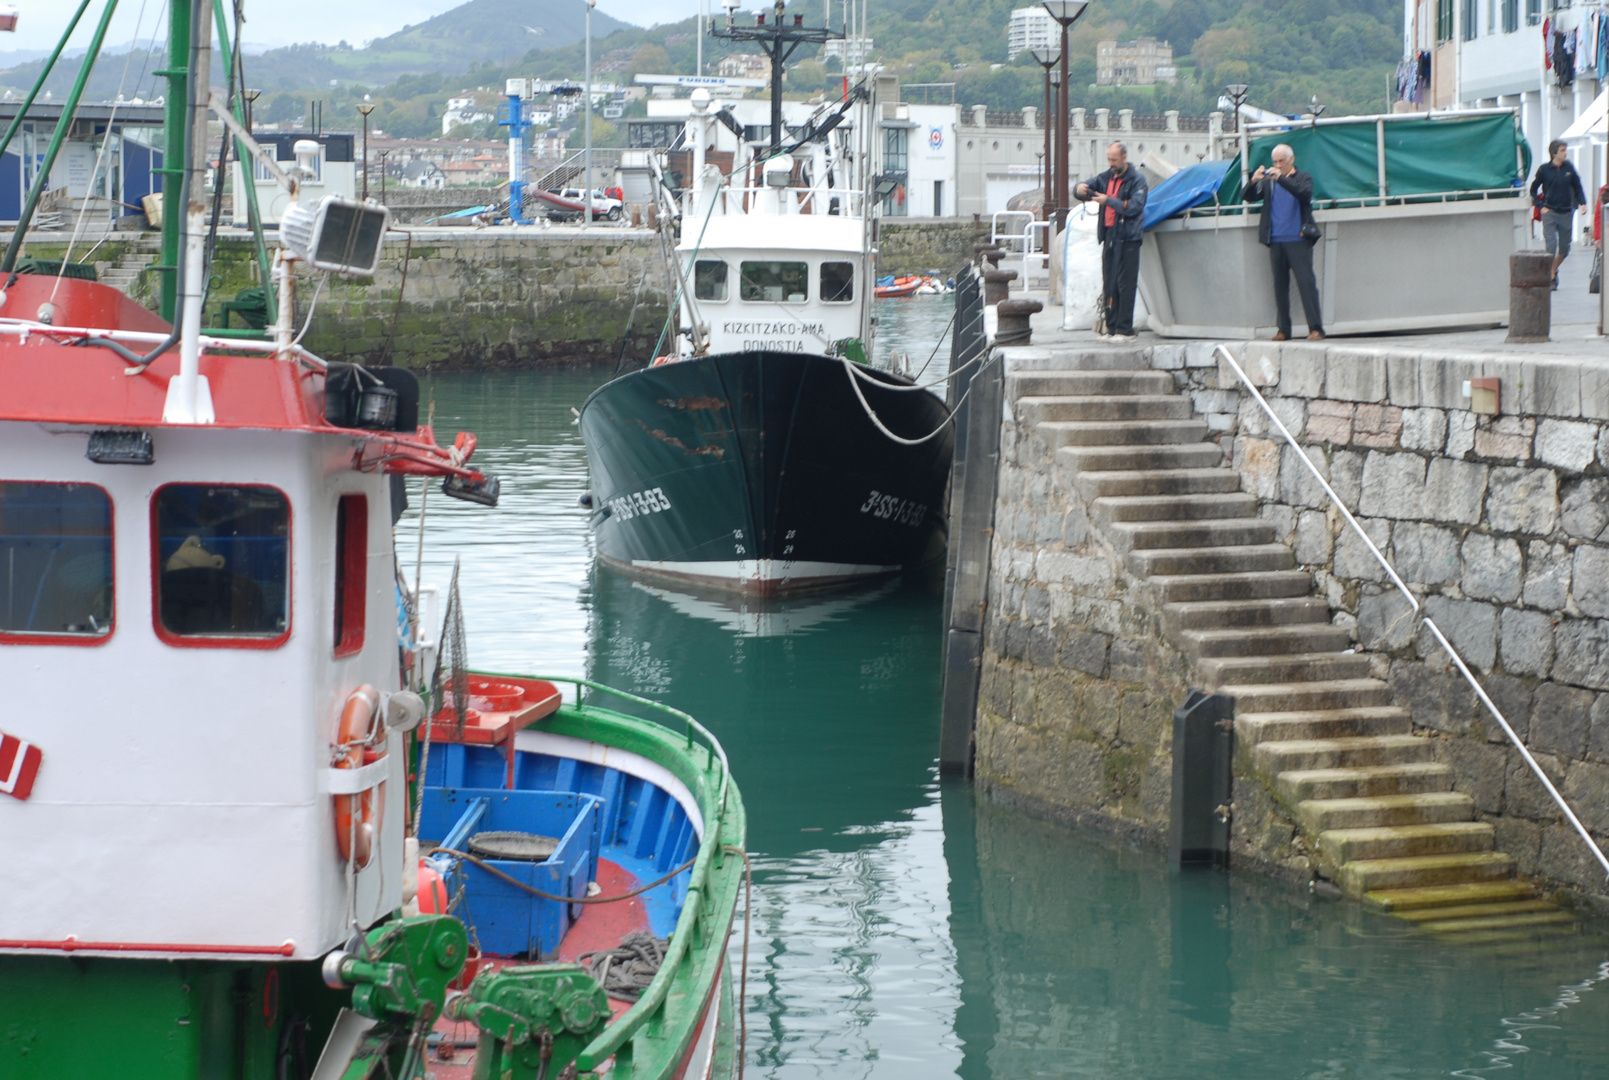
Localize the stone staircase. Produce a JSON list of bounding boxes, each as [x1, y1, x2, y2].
[[1012, 356, 1581, 943], [97, 250, 156, 295]]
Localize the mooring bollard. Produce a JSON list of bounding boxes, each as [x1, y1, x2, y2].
[[995, 297, 1042, 344], [982, 268, 1017, 306], [1507, 251, 1553, 343]]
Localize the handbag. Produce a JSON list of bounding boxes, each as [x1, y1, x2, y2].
[[1301, 220, 1322, 242]]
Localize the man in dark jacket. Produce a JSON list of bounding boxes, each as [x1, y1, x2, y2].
[[1246, 143, 1324, 341], [1074, 141, 1148, 341], [1530, 140, 1588, 289]]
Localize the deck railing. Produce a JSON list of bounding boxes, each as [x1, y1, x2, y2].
[[1214, 344, 1609, 882]]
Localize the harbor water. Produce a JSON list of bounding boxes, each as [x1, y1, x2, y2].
[[400, 298, 1609, 1079]]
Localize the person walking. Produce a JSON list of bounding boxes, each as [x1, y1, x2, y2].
[[1246, 143, 1324, 341], [1530, 140, 1587, 290], [1074, 141, 1148, 342]]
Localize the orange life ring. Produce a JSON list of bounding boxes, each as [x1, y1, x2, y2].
[[334, 684, 386, 868]]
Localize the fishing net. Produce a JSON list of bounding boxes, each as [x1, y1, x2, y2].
[[430, 557, 470, 739]]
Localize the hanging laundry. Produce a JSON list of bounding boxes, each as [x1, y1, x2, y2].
[[1555, 30, 1576, 87], [1598, 12, 1608, 81], [1545, 17, 1553, 70]]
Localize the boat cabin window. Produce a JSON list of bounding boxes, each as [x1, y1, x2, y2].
[[821, 262, 854, 302], [333, 494, 367, 657], [153, 484, 290, 643], [740, 261, 808, 303], [0, 482, 113, 641], [693, 259, 729, 302]]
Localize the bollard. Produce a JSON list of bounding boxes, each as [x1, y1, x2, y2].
[[972, 242, 1004, 269], [995, 298, 1042, 344], [1507, 251, 1553, 343], [982, 268, 1017, 306]]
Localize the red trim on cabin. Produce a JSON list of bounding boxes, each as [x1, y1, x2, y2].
[[0, 479, 116, 647], [149, 483, 293, 651], [332, 494, 367, 658], [0, 937, 296, 956], [0, 275, 171, 334]]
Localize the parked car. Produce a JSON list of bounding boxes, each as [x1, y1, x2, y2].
[[559, 187, 623, 221]]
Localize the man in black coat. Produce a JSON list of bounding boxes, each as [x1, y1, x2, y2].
[[1074, 141, 1148, 341], [1530, 139, 1587, 289], [1245, 143, 1324, 341]]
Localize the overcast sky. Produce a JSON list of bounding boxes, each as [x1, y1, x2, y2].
[[4, 0, 708, 54]]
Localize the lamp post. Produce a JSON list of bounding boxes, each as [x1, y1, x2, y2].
[[357, 99, 376, 201], [241, 87, 260, 133], [1224, 82, 1249, 134], [1041, 1, 1090, 222], [584, 0, 595, 228], [378, 149, 390, 201], [1030, 46, 1060, 219]]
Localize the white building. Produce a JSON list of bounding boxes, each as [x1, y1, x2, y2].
[[878, 100, 960, 217], [441, 91, 495, 136], [230, 131, 357, 226], [1007, 7, 1057, 60], [1403, 0, 1599, 222]]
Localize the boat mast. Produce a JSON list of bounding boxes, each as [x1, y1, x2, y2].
[[167, 0, 211, 423], [712, 0, 841, 155]]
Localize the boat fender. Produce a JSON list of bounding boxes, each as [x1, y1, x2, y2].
[[333, 684, 387, 868], [417, 860, 449, 914]]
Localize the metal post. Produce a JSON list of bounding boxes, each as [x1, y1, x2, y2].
[[1375, 117, 1387, 199], [171, 0, 211, 423], [1056, 23, 1069, 219], [155, 0, 189, 321], [1031, 48, 1059, 219], [357, 101, 375, 200], [584, 0, 594, 228]]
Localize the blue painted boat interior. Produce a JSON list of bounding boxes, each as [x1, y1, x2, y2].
[[421, 741, 699, 952]]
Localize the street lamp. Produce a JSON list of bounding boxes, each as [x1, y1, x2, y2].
[[1041, 0, 1090, 222], [1224, 82, 1249, 135], [357, 99, 376, 201], [1030, 46, 1060, 220], [241, 86, 261, 132], [584, 0, 595, 228], [378, 149, 391, 201]]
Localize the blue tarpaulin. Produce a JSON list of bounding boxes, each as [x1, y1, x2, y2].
[[1142, 160, 1235, 230]]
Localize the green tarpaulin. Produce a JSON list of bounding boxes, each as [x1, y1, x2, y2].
[[1218, 113, 1530, 205]]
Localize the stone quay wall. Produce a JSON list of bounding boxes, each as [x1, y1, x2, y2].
[[977, 338, 1609, 903], [1176, 340, 1609, 899], [878, 218, 989, 277]]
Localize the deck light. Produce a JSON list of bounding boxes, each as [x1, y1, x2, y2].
[[279, 195, 390, 277], [87, 429, 154, 465]]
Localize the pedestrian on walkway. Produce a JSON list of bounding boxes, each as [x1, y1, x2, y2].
[[1530, 140, 1587, 290], [1246, 144, 1324, 341], [1074, 141, 1148, 342]]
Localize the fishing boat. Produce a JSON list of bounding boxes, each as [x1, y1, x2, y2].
[[0, 3, 747, 1078], [577, 2, 953, 596]]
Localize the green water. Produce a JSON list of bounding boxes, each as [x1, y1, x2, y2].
[[399, 306, 1609, 1078]]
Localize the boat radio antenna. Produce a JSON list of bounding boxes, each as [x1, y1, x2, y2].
[[711, 0, 843, 153]]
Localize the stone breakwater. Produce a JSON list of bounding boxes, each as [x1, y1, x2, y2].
[[978, 340, 1609, 906]]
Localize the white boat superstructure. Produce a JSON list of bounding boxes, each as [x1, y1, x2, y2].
[[662, 87, 878, 362]]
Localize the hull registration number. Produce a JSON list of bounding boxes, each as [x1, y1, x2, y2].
[[859, 490, 927, 528], [609, 487, 672, 520]]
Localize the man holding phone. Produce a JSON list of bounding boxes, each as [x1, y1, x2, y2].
[[1074, 141, 1149, 342], [1246, 144, 1324, 341]]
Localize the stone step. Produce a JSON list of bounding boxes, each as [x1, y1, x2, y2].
[[1076, 468, 1242, 499], [1059, 444, 1225, 473], [1432, 924, 1580, 946], [1164, 597, 1332, 633], [1196, 651, 1372, 686], [1415, 909, 1577, 934], [1019, 395, 1194, 425], [1092, 492, 1260, 524], [1228, 678, 1395, 714], [1036, 418, 1209, 448], [1338, 851, 1513, 895], [1180, 624, 1354, 659], [1365, 878, 1538, 912], [1008, 370, 1175, 398], [1255, 733, 1434, 773], [1239, 706, 1413, 746], [1149, 571, 1314, 604], [1108, 518, 1277, 553], [1295, 790, 1472, 832], [1316, 821, 1494, 865], [1393, 899, 1559, 922], [1276, 761, 1455, 802], [1126, 543, 1295, 578]]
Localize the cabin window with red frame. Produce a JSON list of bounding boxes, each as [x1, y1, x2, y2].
[[333, 494, 367, 657], [154, 485, 289, 639], [0, 482, 113, 640]]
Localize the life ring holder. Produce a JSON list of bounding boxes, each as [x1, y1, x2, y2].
[[331, 684, 387, 869]]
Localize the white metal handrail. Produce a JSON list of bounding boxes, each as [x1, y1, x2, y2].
[[1215, 343, 1609, 882]]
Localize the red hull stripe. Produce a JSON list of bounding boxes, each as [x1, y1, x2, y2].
[[0, 938, 296, 956]]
